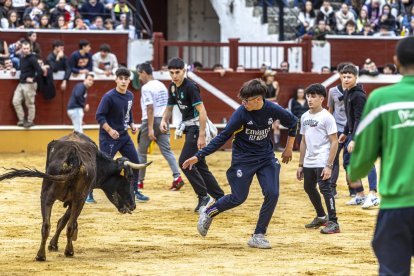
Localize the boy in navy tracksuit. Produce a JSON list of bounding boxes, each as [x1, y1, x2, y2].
[[91, 68, 149, 203], [183, 79, 298, 249]]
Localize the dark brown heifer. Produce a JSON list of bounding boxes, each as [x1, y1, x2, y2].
[[0, 132, 151, 261]]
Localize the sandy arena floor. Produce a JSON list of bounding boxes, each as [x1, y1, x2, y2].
[[0, 149, 402, 275]]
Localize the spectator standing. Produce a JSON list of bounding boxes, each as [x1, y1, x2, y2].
[[69, 39, 93, 75], [12, 41, 47, 128], [67, 74, 94, 133], [92, 43, 118, 76], [46, 40, 71, 91], [136, 62, 184, 191]]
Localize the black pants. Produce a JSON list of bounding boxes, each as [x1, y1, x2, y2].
[[373, 207, 414, 276], [303, 167, 337, 223], [178, 126, 224, 199]]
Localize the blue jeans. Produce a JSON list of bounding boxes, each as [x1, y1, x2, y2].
[[67, 108, 84, 133], [343, 135, 377, 192], [99, 133, 140, 189]]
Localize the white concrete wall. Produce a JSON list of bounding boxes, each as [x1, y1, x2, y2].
[[127, 39, 153, 69], [210, 0, 278, 43]]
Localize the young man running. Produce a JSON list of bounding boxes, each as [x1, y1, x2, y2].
[[92, 67, 149, 203], [160, 57, 224, 212], [183, 79, 298, 249], [297, 83, 340, 234]]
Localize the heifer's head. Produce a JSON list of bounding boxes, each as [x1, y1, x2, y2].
[[99, 156, 152, 214]]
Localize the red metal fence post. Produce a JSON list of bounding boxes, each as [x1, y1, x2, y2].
[[228, 38, 240, 70], [152, 32, 164, 70], [302, 35, 312, 72]]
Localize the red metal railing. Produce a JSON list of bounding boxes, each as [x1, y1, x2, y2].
[[153, 32, 312, 72]]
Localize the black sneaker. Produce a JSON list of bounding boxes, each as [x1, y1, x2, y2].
[[320, 221, 340, 234], [305, 216, 328, 229], [194, 195, 212, 213], [23, 121, 34, 128], [17, 121, 25, 127]]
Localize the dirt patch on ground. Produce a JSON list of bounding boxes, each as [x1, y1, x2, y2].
[[0, 150, 395, 275]]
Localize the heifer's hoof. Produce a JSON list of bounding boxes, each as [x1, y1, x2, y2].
[[35, 255, 46, 262], [64, 250, 74, 257], [48, 244, 58, 251]]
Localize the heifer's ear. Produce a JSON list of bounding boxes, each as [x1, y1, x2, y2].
[[45, 141, 57, 169]]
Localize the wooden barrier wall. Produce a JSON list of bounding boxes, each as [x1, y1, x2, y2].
[[327, 36, 400, 69], [0, 72, 391, 126], [0, 30, 129, 65]]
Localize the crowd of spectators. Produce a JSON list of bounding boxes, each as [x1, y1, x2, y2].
[[0, 0, 138, 39], [294, 0, 414, 39]]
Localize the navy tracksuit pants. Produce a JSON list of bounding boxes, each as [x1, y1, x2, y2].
[[372, 207, 414, 276], [99, 133, 140, 189], [207, 157, 281, 235]]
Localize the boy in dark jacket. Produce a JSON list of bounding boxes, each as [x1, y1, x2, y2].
[[338, 64, 379, 209]]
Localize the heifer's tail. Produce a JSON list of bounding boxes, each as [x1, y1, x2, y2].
[[0, 167, 80, 182]]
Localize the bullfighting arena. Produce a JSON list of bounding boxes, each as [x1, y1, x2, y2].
[[0, 148, 401, 275]]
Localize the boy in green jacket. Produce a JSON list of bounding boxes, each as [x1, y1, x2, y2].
[[348, 37, 414, 275]]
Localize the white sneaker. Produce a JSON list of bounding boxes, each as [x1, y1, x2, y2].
[[346, 195, 366, 205], [247, 234, 271, 249], [197, 206, 213, 237], [361, 194, 380, 209]]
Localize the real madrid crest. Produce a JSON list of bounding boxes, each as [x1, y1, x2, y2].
[[268, 118, 273, 125], [180, 91, 184, 99], [237, 169, 242, 178]]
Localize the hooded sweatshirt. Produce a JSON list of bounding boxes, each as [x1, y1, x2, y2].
[[343, 83, 366, 137]]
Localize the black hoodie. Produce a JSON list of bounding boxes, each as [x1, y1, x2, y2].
[[343, 83, 366, 137]]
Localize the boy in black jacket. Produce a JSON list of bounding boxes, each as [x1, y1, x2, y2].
[[338, 64, 380, 209]]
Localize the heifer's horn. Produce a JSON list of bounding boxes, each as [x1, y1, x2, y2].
[[124, 161, 153, 170]]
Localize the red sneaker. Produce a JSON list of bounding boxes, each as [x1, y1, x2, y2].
[[137, 181, 144, 189], [170, 176, 184, 191]]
